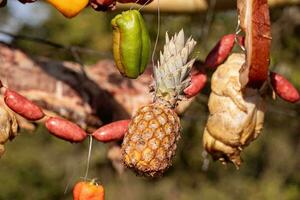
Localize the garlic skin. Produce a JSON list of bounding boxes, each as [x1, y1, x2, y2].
[[0, 105, 18, 158], [0, 106, 18, 144], [203, 53, 266, 167]]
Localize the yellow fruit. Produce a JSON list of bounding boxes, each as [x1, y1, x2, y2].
[[122, 103, 180, 177], [121, 30, 196, 177], [46, 0, 89, 18]]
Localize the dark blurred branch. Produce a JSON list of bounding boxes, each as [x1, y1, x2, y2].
[[0, 30, 111, 57], [0, 42, 154, 131]]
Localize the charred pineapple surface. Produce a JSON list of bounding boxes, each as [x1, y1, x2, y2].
[[203, 53, 266, 167], [123, 103, 180, 177], [121, 30, 196, 177]]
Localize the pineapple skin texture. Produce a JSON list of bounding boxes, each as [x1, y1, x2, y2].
[[203, 53, 266, 167], [122, 102, 180, 177]]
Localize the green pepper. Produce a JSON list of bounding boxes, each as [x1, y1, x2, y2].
[[112, 10, 151, 79]]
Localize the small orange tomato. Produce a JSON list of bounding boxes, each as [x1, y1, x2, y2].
[[73, 180, 105, 200]]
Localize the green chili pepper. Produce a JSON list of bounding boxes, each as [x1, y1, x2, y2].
[[112, 10, 151, 79]]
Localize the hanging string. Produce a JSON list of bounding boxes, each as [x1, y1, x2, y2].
[[138, 0, 152, 11], [129, 0, 160, 67], [84, 134, 94, 180], [64, 165, 76, 194], [151, 0, 161, 67], [200, 0, 216, 48], [201, 150, 210, 171], [235, 16, 245, 52], [130, 0, 141, 10]]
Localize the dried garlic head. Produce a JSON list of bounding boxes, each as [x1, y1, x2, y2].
[[0, 106, 18, 144], [203, 53, 266, 167]]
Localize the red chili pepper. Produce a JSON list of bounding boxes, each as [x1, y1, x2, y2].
[[270, 72, 300, 103], [4, 89, 45, 121], [92, 120, 130, 142], [184, 70, 207, 98], [45, 117, 88, 143], [204, 34, 236, 69]]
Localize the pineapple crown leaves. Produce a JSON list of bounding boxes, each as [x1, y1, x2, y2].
[[153, 29, 197, 108]]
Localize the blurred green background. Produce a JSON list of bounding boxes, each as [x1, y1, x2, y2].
[[0, 1, 300, 200]]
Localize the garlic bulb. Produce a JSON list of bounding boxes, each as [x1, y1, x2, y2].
[[203, 53, 266, 167]]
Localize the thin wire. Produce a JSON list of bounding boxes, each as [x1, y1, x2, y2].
[[130, 0, 141, 10], [0, 30, 111, 57], [138, 0, 152, 11], [151, 0, 160, 67], [64, 166, 76, 194], [201, 150, 210, 171], [200, 0, 216, 47], [84, 135, 93, 180], [234, 16, 245, 52]]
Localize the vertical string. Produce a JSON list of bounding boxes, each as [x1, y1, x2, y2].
[[128, 0, 160, 67], [201, 150, 210, 171], [130, 0, 141, 10], [235, 16, 245, 52], [151, 0, 160, 67], [138, 0, 152, 11], [200, 0, 216, 48], [84, 135, 93, 180]]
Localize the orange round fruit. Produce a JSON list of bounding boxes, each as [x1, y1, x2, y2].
[[73, 180, 104, 200]]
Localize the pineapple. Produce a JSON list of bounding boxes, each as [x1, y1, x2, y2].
[[121, 30, 196, 177]]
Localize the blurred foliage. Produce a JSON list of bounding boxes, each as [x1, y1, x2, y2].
[[0, 2, 300, 200]]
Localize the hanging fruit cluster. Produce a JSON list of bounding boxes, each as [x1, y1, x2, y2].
[[1, 0, 300, 200], [201, 0, 300, 167]]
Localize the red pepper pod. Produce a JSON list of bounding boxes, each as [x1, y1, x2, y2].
[[184, 71, 207, 98], [92, 120, 130, 142], [204, 34, 236, 69], [45, 117, 87, 143], [4, 89, 45, 121], [270, 72, 300, 103]]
